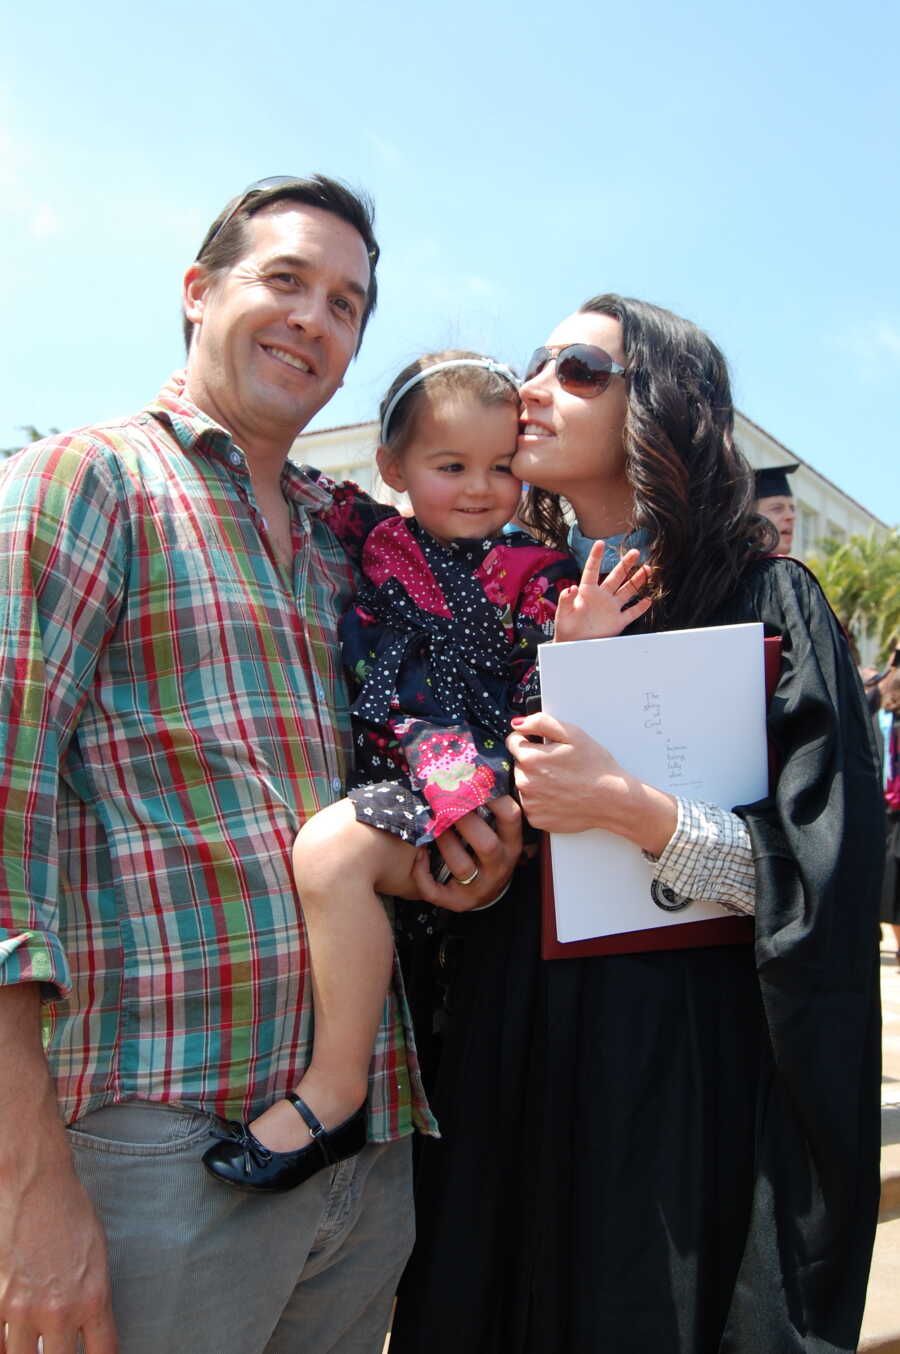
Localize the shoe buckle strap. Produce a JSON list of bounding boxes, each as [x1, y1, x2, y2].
[[286, 1092, 338, 1166]]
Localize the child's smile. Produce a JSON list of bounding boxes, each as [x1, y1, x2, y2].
[[377, 396, 522, 546]]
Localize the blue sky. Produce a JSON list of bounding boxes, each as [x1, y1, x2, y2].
[[3, 0, 898, 522]]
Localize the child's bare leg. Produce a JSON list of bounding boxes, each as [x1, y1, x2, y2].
[[249, 798, 418, 1152]]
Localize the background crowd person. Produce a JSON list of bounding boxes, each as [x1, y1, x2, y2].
[[0, 175, 520, 1354], [391, 295, 884, 1354], [753, 462, 798, 554], [879, 653, 900, 964]]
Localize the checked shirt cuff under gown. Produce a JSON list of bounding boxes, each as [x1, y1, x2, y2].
[[643, 797, 756, 915]]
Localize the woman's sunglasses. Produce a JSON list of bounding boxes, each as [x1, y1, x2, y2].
[[523, 344, 626, 397]]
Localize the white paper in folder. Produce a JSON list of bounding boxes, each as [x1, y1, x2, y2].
[[536, 622, 768, 943]]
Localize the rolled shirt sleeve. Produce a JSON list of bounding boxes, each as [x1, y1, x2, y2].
[[0, 436, 128, 997], [643, 796, 756, 915]]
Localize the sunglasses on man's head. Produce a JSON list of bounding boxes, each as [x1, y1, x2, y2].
[[523, 344, 626, 397], [196, 176, 310, 259]]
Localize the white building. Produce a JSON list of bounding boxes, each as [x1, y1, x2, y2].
[[293, 413, 889, 561], [734, 412, 888, 557]]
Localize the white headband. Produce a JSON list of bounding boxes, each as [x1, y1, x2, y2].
[[380, 358, 520, 443]]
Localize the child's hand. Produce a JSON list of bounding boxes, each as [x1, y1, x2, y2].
[[553, 540, 651, 643]]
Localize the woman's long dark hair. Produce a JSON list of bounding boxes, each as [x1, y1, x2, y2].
[[519, 294, 776, 629]]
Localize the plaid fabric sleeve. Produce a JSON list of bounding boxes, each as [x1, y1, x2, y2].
[[643, 796, 756, 915], [0, 436, 128, 995]]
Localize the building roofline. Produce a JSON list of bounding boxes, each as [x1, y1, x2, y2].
[[296, 420, 375, 439], [734, 410, 889, 529], [297, 414, 891, 531]]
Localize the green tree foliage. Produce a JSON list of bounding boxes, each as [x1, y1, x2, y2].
[[808, 530, 900, 665]]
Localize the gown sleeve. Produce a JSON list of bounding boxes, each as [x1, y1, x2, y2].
[[722, 556, 884, 1351]]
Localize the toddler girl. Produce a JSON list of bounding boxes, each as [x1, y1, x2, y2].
[[203, 351, 649, 1192]]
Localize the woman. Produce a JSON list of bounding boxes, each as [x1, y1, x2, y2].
[[390, 296, 884, 1354]]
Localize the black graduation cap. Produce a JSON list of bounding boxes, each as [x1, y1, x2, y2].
[[754, 463, 799, 500]]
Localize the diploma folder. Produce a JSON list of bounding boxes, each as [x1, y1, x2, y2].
[[538, 626, 781, 959]]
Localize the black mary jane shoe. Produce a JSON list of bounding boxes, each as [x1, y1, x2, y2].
[[201, 1092, 367, 1194]]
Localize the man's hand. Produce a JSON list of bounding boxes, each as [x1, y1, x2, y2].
[[399, 795, 522, 912], [0, 986, 117, 1354], [553, 541, 651, 644], [158, 368, 187, 401]]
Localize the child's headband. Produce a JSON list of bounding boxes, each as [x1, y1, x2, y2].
[[380, 358, 520, 444]]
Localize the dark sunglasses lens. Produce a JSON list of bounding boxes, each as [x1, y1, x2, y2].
[[524, 348, 552, 383], [556, 345, 614, 396]]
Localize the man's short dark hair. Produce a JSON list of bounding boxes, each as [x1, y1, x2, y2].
[[183, 174, 379, 355]]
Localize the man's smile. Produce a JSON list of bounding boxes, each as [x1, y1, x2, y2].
[[261, 344, 315, 374]]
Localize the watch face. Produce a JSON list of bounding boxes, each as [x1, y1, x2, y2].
[[651, 880, 694, 912]]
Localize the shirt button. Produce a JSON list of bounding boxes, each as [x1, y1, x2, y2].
[[331, 777, 342, 793], [229, 450, 242, 467]]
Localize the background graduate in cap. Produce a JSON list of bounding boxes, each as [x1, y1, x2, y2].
[[754, 462, 798, 554]]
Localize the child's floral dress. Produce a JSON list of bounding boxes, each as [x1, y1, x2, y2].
[[309, 472, 577, 845]]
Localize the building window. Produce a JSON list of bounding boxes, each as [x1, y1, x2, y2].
[[795, 503, 818, 557]]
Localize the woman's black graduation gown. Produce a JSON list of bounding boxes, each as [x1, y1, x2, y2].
[[391, 557, 884, 1354]]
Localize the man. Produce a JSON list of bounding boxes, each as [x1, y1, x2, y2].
[[753, 462, 798, 554], [0, 176, 520, 1354]]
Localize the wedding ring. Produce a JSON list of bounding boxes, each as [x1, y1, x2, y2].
[[457, 867, 480, 886]]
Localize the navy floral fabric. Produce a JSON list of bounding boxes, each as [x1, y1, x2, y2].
[[308, 472, 578, 845]]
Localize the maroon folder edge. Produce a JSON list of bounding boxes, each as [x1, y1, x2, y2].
[[540, 634, 781, 959]]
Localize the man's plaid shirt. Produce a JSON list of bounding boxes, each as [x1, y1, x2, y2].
[[0, 389, 434, 1138]]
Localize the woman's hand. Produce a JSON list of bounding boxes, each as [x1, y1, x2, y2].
[[402, 795, 523, 913], [506, 712, 677, 856], [554, 541, 651, 644]]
